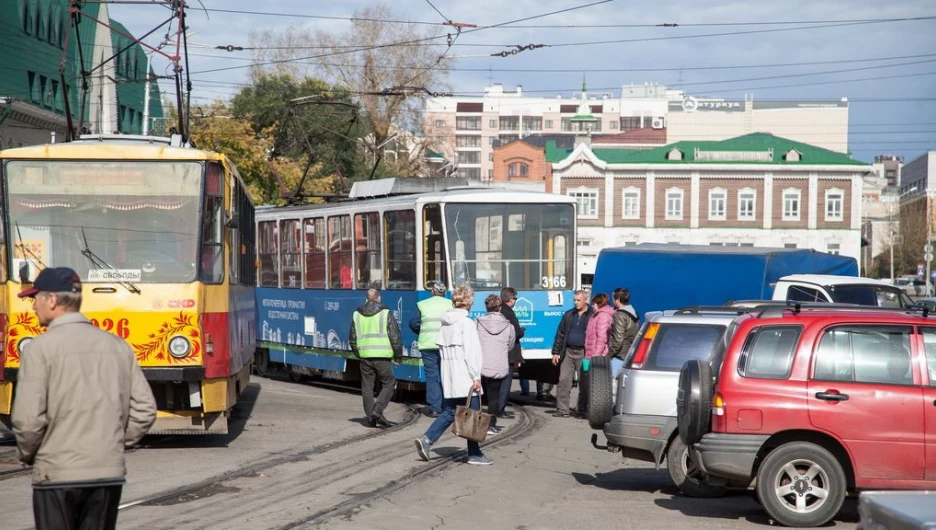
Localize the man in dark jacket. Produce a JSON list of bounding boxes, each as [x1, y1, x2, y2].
[[550, 290, 592, 417], [350, 288, 403, 428], [609, 287, 639, 375], [497, 287, 524, 417]]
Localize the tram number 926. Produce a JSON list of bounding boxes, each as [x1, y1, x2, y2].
[[540, 276, 568, 289], [90, 318, 131, 339]]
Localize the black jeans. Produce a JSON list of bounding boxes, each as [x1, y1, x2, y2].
[[33, 485, 122, 530], [481, 376, 506, 427], [360, 358, 396, 418]]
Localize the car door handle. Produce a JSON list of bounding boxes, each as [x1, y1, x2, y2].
[[816, 391, 849, 402]]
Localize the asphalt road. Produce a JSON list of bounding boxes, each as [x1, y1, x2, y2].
[[0, 377, 859, 530]]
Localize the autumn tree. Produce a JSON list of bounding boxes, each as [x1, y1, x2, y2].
[[248, 1, 451, 179], [230, 74, 363, 194]]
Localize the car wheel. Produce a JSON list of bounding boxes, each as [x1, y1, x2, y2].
[[586, 356, 613, 429], [676, 359, 713, 446], [756, 442, 846, 528], [666, 436, 726, 498]]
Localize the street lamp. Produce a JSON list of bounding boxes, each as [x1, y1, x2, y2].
[[886, 186, 917, 283]]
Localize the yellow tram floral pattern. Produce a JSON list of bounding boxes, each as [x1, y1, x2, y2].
[[5, 310, 202, 367]]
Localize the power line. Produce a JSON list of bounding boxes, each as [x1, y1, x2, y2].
[[424, 0, 449, 23]]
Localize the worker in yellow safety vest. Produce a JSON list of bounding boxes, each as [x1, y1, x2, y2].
[[350, 288, 403, 428], [409, 281, 450, 417]]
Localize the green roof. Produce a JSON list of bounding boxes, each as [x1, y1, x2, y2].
[[569, 113, 597, 122], [546, 133, 866, 166]]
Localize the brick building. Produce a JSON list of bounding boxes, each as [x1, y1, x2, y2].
[[544, 133, 870, 280]]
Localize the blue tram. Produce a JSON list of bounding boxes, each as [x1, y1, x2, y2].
[[253, 178, 576, 388]]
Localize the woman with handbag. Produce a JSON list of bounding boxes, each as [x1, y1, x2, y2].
[[414, 284, 493, 466]]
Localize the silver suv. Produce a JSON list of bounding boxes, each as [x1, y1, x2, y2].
[[588, 307, 747, 497]]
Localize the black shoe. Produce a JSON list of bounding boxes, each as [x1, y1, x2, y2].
[[422, 408, 440, 418], [535, 393, 545, 401], [373, 414, 396, 428], [367, 417, 378, 428], [552, 411, 570, 418], [497, 412, 515, 420]]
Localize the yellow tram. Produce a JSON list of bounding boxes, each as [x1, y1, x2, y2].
[[0, 135, 256, 434]]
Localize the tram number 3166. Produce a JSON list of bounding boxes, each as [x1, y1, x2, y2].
[[540, 276, 567, 289], [90, 318, 131, 339]]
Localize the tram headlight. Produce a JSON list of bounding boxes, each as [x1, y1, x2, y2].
[[17, 337, 33, 355], [168, 336, 191, 358]]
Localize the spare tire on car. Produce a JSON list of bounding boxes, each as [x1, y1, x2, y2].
[[587, 356, 613, 430], [677, 359, 713, 446]]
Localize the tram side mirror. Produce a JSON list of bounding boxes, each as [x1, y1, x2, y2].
[[225, 214, 239, 229], [19, 262, 30, 284]]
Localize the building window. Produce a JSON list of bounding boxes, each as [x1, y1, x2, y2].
[[665, 188, 683, 220], [489, 119, 497, 129], [488, 152, 494, 161], [456, 116, 481, 130], [433, 119, 445, 128], [508, 162, 529, 178], [487, 169, 493, 179], [642, 116, 653, 128], [621, 117, 640, 130], [499, 116, 519, 131], [738, 188, 756, 221], [499, 134, 519, 144], [609, 120, 618, 130], [568, 188, 599, 219], [825, 188, 844, 221], [457, 151, 480, 164], [827, 243, 841, 255], [782, 189, 801, 221], [622, 187, 640, 220], [708, 188, 726, 220], [459, 167, 481, 179], [522, 116, 542, 131], [489, 136, 497, 145], [434, 136, 445, 145], [456, 135, 481, 148], [784, 243, 797, 249], [545, 119, 553, 129]]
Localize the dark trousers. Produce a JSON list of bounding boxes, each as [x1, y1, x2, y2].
[[33, 485, 122, 530], [481, 376, 506, 427], [360, 357, 396, 418], [498, 370, 513, 415], [421, 349, 443, 414]]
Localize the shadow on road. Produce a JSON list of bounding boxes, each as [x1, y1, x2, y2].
[[138, 381, 262, 450], [571, 468, 678, 495]]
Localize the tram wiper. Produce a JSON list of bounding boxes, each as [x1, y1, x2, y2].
[[79, 225, 141, 294], [14, 221, 47, 282]]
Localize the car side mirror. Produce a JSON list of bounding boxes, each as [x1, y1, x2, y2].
[[19, 262, 30, 284]]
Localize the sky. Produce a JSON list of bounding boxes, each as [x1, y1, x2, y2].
[[108, 0, 936, 165]]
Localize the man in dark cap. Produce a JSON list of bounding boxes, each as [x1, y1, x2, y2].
[[12, 267, 157, 530]]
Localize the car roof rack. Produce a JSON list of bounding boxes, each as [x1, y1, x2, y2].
[[757, 300, 932, 319], [674, 306, 755, 316]]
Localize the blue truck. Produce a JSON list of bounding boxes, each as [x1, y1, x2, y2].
[[590, 244, 859, 317]]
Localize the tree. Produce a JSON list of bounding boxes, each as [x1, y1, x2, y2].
[[249, 1, 450, 179], [231, 74, 363, 193], [187, 100, 332, 205]]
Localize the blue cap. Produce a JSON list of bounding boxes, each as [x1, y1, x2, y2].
[[18, 267, 82, 298]]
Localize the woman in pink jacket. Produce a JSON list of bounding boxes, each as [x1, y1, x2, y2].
[[585, 293, 614, 358]]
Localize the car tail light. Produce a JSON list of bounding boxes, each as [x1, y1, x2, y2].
[[630, 323, 659, 369], [712, 392, 727, 432]]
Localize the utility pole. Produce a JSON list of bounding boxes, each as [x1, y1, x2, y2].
[[926, 195, 934, 296], [142, 52, 152, 135]]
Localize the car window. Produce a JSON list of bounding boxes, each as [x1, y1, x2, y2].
[[738, 325, 802, 379], [786, 285, 828, 303], [643, 324, 725, 372], [829, 285, 912, 308], [814, 325, 914, 385], [921, 328, 936, 387]]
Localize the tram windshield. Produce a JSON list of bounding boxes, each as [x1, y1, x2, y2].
[[6, 160, 202, 283], [444, 202, 574, 290]]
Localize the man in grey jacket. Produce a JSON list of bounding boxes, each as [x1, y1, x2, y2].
[[12, 267, 157, 530]]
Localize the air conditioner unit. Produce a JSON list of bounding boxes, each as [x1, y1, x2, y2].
[[651, 117, 665, 129]]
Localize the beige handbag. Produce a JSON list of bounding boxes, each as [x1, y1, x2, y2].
[[452, 390, 492, 443]]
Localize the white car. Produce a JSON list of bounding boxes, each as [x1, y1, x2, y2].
[[772, 274, 915, 307]]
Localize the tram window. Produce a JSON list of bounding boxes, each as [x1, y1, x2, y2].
[[444, 202, 575, 290], [328, 215, 353, 289], [385, 210, 416, 290], [355, 212, 382, 289], [423, 204, 448, 288], [279, 218, 302, 288], [303, 217, 326, 288], [258, 220, 279, 287], [199, 163, 224, 284]]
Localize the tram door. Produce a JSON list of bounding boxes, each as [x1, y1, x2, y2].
[[422, 204, 448, 288]]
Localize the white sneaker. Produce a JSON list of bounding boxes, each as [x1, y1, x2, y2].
[[467, 455, 493, 465], [486, 426, 500, 436]]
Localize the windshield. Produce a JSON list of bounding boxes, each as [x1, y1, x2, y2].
[[829, 284, 914, 308], [444, 202, 574, 290], [6, 160, 202, 283]]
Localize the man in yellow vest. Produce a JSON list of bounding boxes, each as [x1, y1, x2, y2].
[[409, 281, 450, 418], [350, 288, 403, 428]]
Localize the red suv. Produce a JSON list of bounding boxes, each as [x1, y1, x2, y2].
[[677, 305, 936, 527]]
